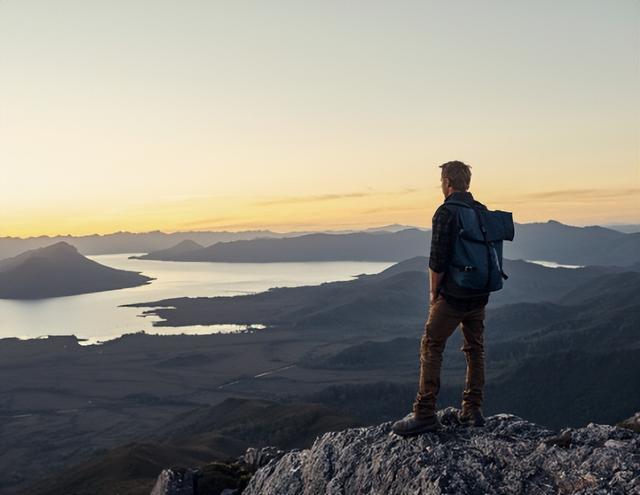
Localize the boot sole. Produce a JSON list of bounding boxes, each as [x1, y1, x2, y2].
[[392, 422, 441, 437]]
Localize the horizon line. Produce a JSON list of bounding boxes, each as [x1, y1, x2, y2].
[[1, 219, 639, 240]]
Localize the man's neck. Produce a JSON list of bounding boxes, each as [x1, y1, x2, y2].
[[446, 189, 465, 199]]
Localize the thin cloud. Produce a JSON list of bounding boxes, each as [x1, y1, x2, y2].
[[500, 188, 640, 204], [254, 188, 420, 207], [361, 205, 427, 215]]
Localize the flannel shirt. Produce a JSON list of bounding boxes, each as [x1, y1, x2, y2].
[[428, 205, 454, 274]]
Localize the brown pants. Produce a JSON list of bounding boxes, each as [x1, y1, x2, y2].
[[412, 296, 486, 418]]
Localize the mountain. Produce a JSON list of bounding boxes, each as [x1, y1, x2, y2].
[[508, 220, 640, 266], [3, 220, 639, 265], [135, 229, 430, 262], [0, 230, 302, 260], [0, 242, 152, 299], [363, 223, 418, 233], [132, 221, 640, 266], [243, 408, 639, 495], [605, 224, 640, 234], [131, 240, 204, 260]]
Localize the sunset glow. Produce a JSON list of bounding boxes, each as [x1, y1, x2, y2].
[[1, 0, 638, 237]]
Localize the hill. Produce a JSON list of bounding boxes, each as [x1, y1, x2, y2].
[[0, 242, 152, 299], [125, 256, 631, 329]]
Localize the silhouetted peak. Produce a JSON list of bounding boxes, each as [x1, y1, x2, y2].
[[37, 241, 80, 255], [173, 240, 203, 249]]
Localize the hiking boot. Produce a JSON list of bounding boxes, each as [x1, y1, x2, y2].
[[391, 413, 441, 437], [457, 408, 485, 427]]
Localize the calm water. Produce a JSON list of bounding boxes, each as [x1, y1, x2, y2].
[[0, 255, 393, 344], [525, 260, 584, 269]]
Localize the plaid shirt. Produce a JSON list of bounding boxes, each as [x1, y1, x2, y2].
[[428, 205, 455, 274]]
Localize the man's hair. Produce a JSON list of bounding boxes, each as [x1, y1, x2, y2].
[[439, 161, 472, 191]]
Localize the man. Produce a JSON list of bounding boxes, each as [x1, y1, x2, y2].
[[392, 161, 490, 436]]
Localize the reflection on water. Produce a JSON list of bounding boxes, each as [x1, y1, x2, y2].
[[77, 324, 269, 346], [0, 255, 392, 342], [525, 260, 584, 269]]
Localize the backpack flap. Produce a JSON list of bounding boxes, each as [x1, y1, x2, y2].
[[445, 202, 514, 243], [479, 210, 514, 242], [444, 202, 514, 292]]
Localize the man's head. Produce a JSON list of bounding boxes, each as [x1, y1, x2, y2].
[[439, 161, 472, 197]]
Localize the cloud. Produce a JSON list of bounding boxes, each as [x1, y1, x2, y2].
[[498, 188, 640, 204], [254, 188, 420, 206]]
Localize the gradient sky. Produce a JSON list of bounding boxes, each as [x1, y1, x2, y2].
[[1, 0, 638, 237]]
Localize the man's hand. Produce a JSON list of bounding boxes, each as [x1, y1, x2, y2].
[[430, 289, 440, 305], [429, 268, 445, 305]]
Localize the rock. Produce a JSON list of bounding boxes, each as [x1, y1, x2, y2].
[[243, 407, 640, 495], [543, 430, 572, 448], [150, 468, 200, 495], [618, 412, 640, 433], [241, 446, 287, 471]]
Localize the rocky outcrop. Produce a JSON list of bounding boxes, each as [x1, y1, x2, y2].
[[151, 447, 285, 495], [244, 408, 639, 495], [618, 412, 640, 433]]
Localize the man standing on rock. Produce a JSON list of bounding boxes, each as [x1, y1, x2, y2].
[[392, 161, 494, 436]]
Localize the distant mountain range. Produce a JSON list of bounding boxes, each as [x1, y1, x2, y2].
[[0, 226, 414, 260], [132, 229, 429, 263], [131, 221, 640, 266], [506, 220, 640, 266], [0, 242, 152, 299], [3, 220, 639, 266], [605, 223, 640, 233], [0, 230, 299, 260]]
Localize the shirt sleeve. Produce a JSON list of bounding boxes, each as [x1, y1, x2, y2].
[[428, 206, 453, 273]]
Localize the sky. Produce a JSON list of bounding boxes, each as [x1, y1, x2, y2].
[[0, 0, 638, 237]]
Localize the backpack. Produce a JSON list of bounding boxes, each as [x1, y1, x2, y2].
[[442, 200, 515, 292]]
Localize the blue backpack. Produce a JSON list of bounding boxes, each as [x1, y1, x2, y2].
[[442, 200, 515, 292]]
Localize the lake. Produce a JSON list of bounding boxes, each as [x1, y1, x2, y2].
[[0, 255, 393, 344]]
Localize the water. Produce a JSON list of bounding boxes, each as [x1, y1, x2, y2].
[[0, 255, 393, 344], [525, 260, 584, 269]]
